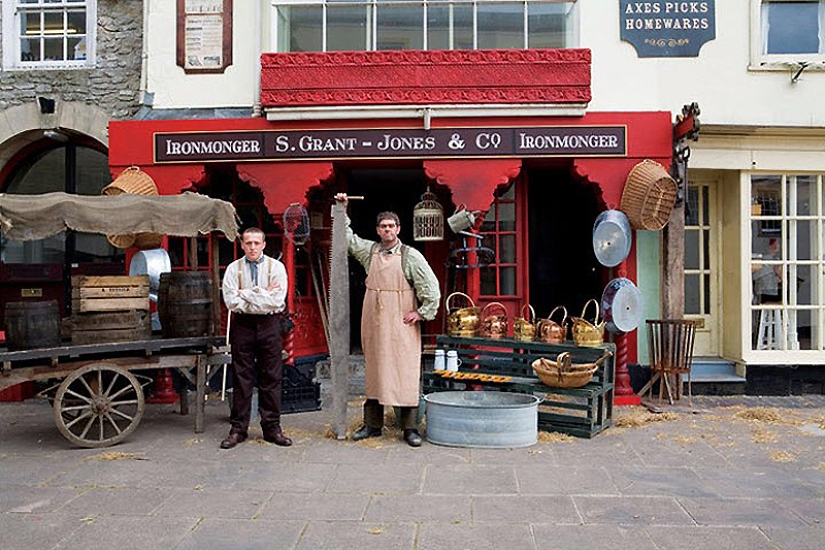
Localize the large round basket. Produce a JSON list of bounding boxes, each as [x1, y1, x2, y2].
[[620, 159, 678, 231], [531, 351, 612, 389]]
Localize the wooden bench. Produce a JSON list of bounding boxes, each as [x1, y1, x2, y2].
[[422, 335, 615, 438]]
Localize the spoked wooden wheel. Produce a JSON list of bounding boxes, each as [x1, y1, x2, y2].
[[54, 363, 145, 448]]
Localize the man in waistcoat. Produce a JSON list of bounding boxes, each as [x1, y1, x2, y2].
[[334, 193, 440, 447], [220, 227, 292, 449]]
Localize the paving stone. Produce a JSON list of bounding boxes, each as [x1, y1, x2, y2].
[[761, 524, 825, 550], [51, 515, 199, 550], [678, 497, 809, 527], [259, 493, 370, 521], [646, 525, 778, 550], [515, 465, 619, 495], [57, 487, 173, 516], [0, 486, 80, 514], [365, 495, 470, 522], [573, 495, 695, 525], [154, 487, 272, 519], [417, 521, 534, 550], [0, 512, 84, 550], [532, 524, 660, 550], [232, 462, 336, 493], [608, 465, 719, 498], [175, 518, 305, 550], [297, 520, 416, 550], [423, 463, 518, 495], [472, 495, 580, 523], [327, 463, 424, 494]]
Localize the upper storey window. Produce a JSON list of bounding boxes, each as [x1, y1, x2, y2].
[[2, 0, 96, 69], [273, 0, 578, 53], [754, 0, 825, 66]]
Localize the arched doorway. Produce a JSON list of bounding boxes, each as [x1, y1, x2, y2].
[[0, 136, 121, 328]]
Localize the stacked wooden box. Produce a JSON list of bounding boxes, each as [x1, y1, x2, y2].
[[68, 275, 151, 344]]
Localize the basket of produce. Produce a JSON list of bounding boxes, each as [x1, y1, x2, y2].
[[445, 292, 481, 337], [480, 301, 508, 339], [531, 351, 612, 389], [571, 299, 605, 347], [537, 305, 568, 344], [513, 303, 537, 342]]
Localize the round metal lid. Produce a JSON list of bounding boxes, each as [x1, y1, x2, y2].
[[592, 210, 632, 268], [601, 277, 643, 333]]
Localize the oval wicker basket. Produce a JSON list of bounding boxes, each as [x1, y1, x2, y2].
[[537, 305, 568, 344], [480, 301, 508, 339], [103, 167, 163, 249], [620, 159, 678, 231], [571, 299, 605, 347], [531, 351, 612, 389], [445, 292, 481, 338], [513, 304, 537, 342]]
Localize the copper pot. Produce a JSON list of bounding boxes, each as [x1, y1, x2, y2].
[[480, 301, 508, 339], [537, 305, 568, 344]]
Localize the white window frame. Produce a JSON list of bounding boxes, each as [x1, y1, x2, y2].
[[2, 0, 97, 70], [269, 0, 578, 53], [749, 0, 825, 71]]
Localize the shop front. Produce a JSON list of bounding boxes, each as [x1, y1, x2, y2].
[[107, 49, 674, 378]]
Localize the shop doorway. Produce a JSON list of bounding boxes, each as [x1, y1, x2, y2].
[[340, 167, 438, 352], [526, 167, 602, 321]]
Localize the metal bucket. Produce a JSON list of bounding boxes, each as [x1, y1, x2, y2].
[[592, 210, 632, 268], [424, 391, 540, 448], [129, 248, 171, 302]]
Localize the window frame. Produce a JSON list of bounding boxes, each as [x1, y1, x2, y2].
[[2, 0, 97, 70], [750, 0, 825, 71], [270, 0, 578, 53]]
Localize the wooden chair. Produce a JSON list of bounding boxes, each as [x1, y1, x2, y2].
[[639, 319, 698, 405]]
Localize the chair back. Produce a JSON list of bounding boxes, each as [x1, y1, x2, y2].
[[646, 319, 698, 374]]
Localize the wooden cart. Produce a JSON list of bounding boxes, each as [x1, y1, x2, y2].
[[0, 192, 238, 447]]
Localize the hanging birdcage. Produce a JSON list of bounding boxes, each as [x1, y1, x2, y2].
[[412, 188, 444, 242]]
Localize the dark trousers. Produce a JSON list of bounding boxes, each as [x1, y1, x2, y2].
[[229, 313, 283, 434], [363, 398, 418, 431]]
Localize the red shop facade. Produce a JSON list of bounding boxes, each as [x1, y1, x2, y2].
[[108, 49, 673, 380]]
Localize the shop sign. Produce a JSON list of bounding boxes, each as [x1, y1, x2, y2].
[[620, 1, 716, 57], [154, 126, 626, 163]]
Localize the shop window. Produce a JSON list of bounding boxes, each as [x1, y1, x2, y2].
[[480, 183, 518, 298], [2, 0, 96, 69], [274, 0, 577, 52], [749, 173, 825, 352], [684, 183, 713, 317], [752, 0, 825, 67]]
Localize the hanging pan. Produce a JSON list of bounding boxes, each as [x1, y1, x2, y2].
[[592, 210, 632, 268], [601, 277, 643, 334]]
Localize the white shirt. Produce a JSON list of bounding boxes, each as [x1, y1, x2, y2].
[[222, 255, 287, 315]]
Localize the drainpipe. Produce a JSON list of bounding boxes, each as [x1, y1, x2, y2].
[[252, 0, 263, 117]]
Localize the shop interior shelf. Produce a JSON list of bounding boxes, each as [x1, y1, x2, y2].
[[423, 335, 615, 438]]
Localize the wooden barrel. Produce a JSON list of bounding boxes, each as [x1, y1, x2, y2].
[[3, 300, 61, 350], [158, 271, 213, 338]]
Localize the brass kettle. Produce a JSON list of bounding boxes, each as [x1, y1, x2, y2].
[[537, 305, 568, 344]]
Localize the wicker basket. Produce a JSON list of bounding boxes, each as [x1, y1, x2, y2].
[[571, 299, 605, 347], [480, 301, 508, 339], [537, 305, 568, 344], [103, 166, 163, 249], [531, 351, 612, 388], [620, 159, 678, 231], [445, 292, 481, 337], [513, 304, 537, 342]]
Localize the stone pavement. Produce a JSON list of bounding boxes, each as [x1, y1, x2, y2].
[[2, 395, 825, 550]]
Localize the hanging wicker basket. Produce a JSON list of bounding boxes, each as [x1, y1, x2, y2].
[[513, 304, 537, 342], [103, 166, 164, 249], [620, 159, 678, 231], [445, 292, 481, 337], [571, 299, 605, 348], [413, 188, 444, 242]]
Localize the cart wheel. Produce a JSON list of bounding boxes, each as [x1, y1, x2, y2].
[[53, 363, 145, 448]]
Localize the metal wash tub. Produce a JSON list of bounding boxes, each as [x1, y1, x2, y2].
[[423, 391, 540, 448]]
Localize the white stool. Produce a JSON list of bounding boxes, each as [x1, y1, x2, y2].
[[757, 309, 785, 350]]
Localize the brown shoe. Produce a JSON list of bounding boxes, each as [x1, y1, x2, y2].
[[263, 428, 293, 447], [220, 431, 247, 449]]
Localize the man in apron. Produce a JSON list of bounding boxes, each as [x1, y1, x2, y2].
[[335, 193, 440, 447], [220, 227, 293, 449]]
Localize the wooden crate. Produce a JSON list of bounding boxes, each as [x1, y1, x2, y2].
[[71, 275, 150, 313], [422, 335, 615, 438]]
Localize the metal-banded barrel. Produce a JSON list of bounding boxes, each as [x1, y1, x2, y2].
[[158, 271, 213, 338], [4, 300, 61, 350]]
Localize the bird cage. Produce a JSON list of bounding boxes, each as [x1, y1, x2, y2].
[[412, 188, 444, 241]]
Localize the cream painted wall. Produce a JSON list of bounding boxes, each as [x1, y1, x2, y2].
[[582, 1, 825, 128], [144, 0, 264, 110]]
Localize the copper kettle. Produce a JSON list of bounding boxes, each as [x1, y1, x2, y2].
[[537, 305, 568, 344]]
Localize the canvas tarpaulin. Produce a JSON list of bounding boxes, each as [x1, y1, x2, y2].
[[0, 192, 239, 241]]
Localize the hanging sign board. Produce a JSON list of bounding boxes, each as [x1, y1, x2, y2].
[[619, 0, 716, 57], [154, 126, 627, 163]]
